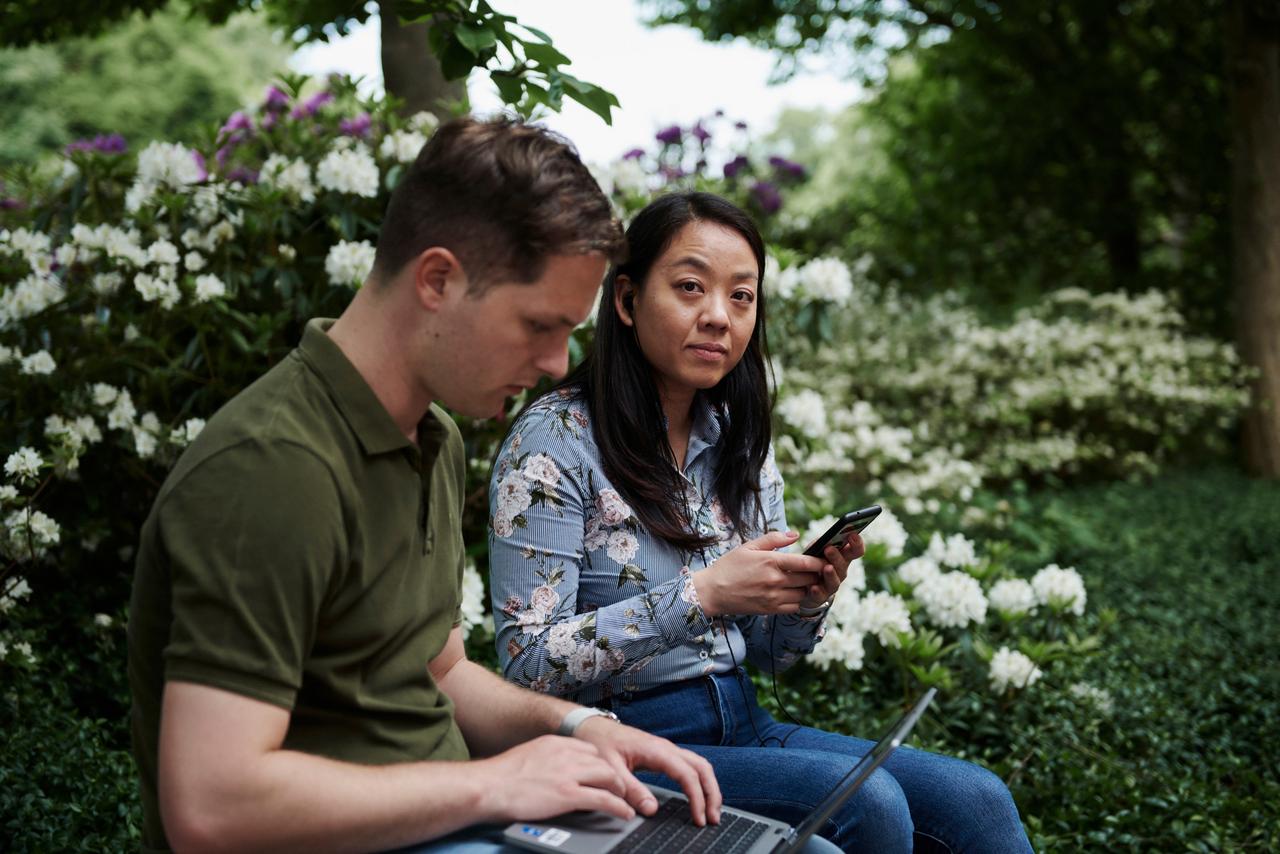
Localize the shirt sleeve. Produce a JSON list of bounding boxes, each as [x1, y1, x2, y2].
[[488, 402, 712, 696], [158, 440, 345, 709], [735, 445, 827, 673]]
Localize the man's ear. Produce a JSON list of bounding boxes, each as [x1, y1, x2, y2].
[[412, 247, 465, 312], [613, 276, 637, 327]]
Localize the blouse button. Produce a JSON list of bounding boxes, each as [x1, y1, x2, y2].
[[698, 650, 708, 659]]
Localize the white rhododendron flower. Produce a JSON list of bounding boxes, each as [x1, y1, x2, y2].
[[93, 613, 114, 628], [19, 350, 56, 376], [1031, 564, 1087, 615], [91, 383, 121, 407], [862, 505, 908, 557], [5, 448, 43, 481], [379, 129, 428, 163], [926, 532, 979, 569], [797, 257, 854, 303], [136, 141, 203, 189], [6, 507, 61, 547], [107, 391, 137, 430], [0, 274, 65, 325], [146, 239, 180, 266], [324, 240, 376, 287], [777, 389, 827, 438], [184, 251, 206, 272], [989, 647, 1042, 692], [1, 576, 32, 612], [194, 274, 227, 303], [176, 418, 206, 445], [855, 591, 913, 647], [316, 144, 380, 197], [897, 555, 941, 587], [989, 578, 1037, 616], [134, 272, 181, 309], [1069, 682, 1114, 714], [260, 154, 316, 203], [914, 570, 988, 628], [459, 561, 487, 638]]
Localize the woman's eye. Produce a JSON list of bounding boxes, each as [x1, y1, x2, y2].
[[679, 280, 702, 293], [733, 290, 756, 303], [528, 320, 551, 333]]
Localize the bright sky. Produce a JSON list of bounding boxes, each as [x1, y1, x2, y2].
[[290, 0, 861, 165]]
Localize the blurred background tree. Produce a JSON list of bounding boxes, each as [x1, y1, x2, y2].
[[644, 0, 1280, 478], [0, 4, 289, 167]]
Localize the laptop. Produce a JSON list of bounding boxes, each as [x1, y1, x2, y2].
[[504, 688, 935, 854]]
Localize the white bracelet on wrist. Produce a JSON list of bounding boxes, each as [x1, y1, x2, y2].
[[557, 706, 619, 737]]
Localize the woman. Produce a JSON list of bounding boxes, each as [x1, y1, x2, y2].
[[488, 192, 1033, 853]]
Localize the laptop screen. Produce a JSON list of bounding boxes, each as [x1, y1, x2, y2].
[[786, 688, 936, 850]]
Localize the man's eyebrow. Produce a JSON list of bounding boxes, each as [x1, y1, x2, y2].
[[667, 255, 759, 283]]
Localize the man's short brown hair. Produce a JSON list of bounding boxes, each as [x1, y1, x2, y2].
[[372, 116, 625, 291]]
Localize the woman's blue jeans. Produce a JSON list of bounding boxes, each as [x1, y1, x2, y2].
[[604, 669, 1034, 854]]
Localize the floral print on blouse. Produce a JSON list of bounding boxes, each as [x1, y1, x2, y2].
[[488, 388, 826, 705]]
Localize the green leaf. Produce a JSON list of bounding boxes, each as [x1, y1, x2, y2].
[[454, 22, 496, 55], [438, 36, 478, 81], [521, 40, 571, 68], [491, 71, 524, 106]]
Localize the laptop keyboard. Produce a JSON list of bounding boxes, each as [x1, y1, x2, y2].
[[611, 798, 774, 853]]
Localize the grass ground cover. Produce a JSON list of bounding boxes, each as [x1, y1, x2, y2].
[[765, 467, 1280, 851], [3, 467, 1277, 850]]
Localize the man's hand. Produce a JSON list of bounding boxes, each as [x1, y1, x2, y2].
[[572, 717, 722, 827], [472, 734, 638, 823], [798, 532, 866, 611]]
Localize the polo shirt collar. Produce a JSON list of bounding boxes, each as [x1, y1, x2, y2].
[[298, 318, 418, 456]]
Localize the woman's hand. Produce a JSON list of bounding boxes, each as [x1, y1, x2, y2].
[[796, 533, 866, 611], [690, 531, 826, 617]]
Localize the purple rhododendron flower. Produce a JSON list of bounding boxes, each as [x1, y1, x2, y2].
[[769, 155, 807, 179], [723, 154, 750, 179], [659, 164, 686, 181], [261, 112, 279, 130], [751, 180, 782, 214], [622, 147, 646, 160], [192, 151, 208, 182], [690, 121, 711, 143], [263, 85, 291, 112], [0, 197, 25, 210], [339, 113, 373, 137], [221, 111, 253, 135], [291, 91, 334, 120], [65, 133, 128, 155], [226, 167, 259, 185], [655, 124, 682, 145]]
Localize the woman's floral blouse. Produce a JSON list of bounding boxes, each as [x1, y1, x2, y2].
[[488, 388, 826, 705]]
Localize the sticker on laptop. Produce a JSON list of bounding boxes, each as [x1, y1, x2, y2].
[[537, 828, 570, 847]]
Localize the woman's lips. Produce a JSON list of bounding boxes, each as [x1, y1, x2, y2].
[[688, 343, 728, 361]]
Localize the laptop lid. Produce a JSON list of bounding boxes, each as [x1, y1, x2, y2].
[[782, 687, 936, 852]]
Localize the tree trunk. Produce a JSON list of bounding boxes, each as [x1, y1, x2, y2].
[[1229, 0, 1280, 477], [379, 0, 466, 120]]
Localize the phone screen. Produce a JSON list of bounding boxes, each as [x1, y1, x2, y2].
[[802, 505, 882, 557]]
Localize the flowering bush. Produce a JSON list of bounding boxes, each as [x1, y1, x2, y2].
[[0, 73, 1251, 738], [792, 510, 1103, 700]]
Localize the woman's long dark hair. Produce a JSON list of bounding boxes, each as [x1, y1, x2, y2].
[[563, 191, 773, 552]]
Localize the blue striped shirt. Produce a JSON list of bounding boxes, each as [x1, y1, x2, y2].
[[488, 388, 825, 705]]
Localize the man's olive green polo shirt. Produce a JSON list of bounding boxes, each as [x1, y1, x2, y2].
[[128, 318, 470, 852]]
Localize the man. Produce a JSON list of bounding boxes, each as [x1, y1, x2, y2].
[[127, 117, 722, 852]]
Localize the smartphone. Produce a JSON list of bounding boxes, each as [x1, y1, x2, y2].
[[802, 505, 882, 557]]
